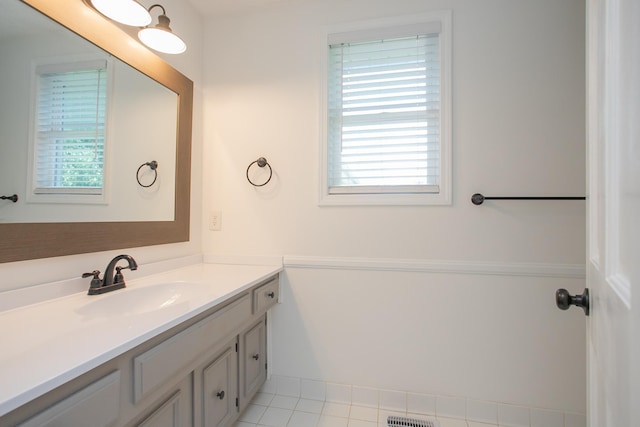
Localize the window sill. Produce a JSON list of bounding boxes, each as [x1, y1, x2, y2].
[[318, 191, 451, 206]]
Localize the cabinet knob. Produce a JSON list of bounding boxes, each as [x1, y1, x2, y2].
[[252, 353, 260, 361], [267, 291, 275, 298], [216, 390, 225, 400]]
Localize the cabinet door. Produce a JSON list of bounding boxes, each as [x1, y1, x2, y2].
[[202, 344, 238, 427], [240, 317, 266, 408]]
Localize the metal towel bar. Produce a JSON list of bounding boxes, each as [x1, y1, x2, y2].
[[471, 193, 585, 205]]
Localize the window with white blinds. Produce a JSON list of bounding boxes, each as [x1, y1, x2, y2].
[[32, 59, 108, 196], [321, 13, 451, 205]]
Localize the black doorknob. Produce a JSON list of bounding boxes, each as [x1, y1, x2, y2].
[[556, 288, 589, 316]]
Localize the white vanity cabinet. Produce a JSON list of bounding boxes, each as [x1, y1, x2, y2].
[[1, 273, 279, 427]]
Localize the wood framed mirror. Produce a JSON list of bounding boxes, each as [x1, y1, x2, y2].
[[0, 0, 193, 263]]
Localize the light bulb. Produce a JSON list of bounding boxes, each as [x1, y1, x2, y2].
[[138, 12, 186, 54], [91, 0, 151, 27]]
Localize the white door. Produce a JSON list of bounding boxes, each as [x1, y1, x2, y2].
[[586, 0, 640, 425]]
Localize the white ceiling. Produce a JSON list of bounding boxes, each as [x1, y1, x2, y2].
[[185, 0, 293, 17]]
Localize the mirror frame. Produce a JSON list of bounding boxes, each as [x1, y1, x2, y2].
[[0, 0, 193, 263]]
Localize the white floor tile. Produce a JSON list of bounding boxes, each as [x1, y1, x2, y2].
[[378, 409, 407, 423], [297, 398, 325, 414], [259, 407, 294, 427], [302, 379, 327, 401], [271, 395, 300, 410], [436, 396, 466, 420], [352, 387, 379, 408], [466, 400, 497, 424], [260, 378, 277, 395], [276, 376, 301, 397], [350, 406, 378, 422], [240, 384, 522, 427], [317, 415, 349, 427], [497, 404, 530, 427], [437, 417, 468, 427], [326, 383, 352, 404], [379, 390, 407, 412], [348, 419, 377, 427], [253, 393, 275, 406], [240, 404, 268, 424], [288, 411, 321, 427], [530, 408, 563, 427], [407, 393, 436, 416], [467, 421, 496, 427], [322, 402, 351, 418]]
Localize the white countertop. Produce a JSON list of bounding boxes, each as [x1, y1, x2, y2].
[[0, 262, 282, 417]]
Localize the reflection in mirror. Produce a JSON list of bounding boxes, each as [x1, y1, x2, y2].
[[0, 0, 192, 263], [0, 0, 176, 222]]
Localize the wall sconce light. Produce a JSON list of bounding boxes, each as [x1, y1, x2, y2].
[[89, 1, 186, 54], [138, 4, 187, 54], [90, 0, 151, 27]]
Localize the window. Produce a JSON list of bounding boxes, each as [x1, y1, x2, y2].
[[320, 12, 451, 205], [28, 58, 111, 202]]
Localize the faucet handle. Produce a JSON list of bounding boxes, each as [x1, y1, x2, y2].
[[82, 270, 102, 288], [114, 266, 128, 285], [82, 270, 100, 279]]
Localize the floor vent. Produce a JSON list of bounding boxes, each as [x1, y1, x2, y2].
[[387, 415, 440, 427]]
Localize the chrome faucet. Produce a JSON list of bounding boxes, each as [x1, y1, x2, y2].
[[83, 254, 138, 295]]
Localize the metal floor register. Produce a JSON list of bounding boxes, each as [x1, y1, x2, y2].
[[387, 415, 440, 427]]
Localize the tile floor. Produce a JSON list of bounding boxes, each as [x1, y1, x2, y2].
[[233, 392, 496, 427]]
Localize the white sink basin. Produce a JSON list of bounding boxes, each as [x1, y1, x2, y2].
[[75, 282, 204, 318]]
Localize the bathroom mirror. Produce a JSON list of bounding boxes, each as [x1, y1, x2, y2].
[[0, 0, 193, 263]]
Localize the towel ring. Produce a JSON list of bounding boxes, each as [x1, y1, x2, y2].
[[136, 160, 158, 188], [246, 157, 272, 187]]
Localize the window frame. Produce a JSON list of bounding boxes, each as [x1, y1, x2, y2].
[[319, 11, 452, 206], [26, 55, 114, 205]]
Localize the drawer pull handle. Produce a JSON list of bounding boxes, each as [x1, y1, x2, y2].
[[252, 354, 260, 361], [216, 390, 225, 400], [267, 291, 275, 298]]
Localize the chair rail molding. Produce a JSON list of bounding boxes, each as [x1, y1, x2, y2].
[[283, 256, 585, 279]]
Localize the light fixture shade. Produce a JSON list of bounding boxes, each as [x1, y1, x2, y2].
[[91, 0, 152, 27], [138, 14, 187, 54]]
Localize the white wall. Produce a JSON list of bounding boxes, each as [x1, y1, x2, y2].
[[0, 0, 204, 291], [202, 0, 586, 415]]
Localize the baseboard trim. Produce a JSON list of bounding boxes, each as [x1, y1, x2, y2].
[[283, 256, 585, 279]]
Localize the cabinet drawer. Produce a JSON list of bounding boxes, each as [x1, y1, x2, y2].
[[252, 276, 279, 314], [133, 295, 251, 403], [20, 371, 120, 427]]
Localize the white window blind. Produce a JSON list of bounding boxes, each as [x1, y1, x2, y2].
[[327, 33, 441, 195], [33, 60, 107, 194]]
